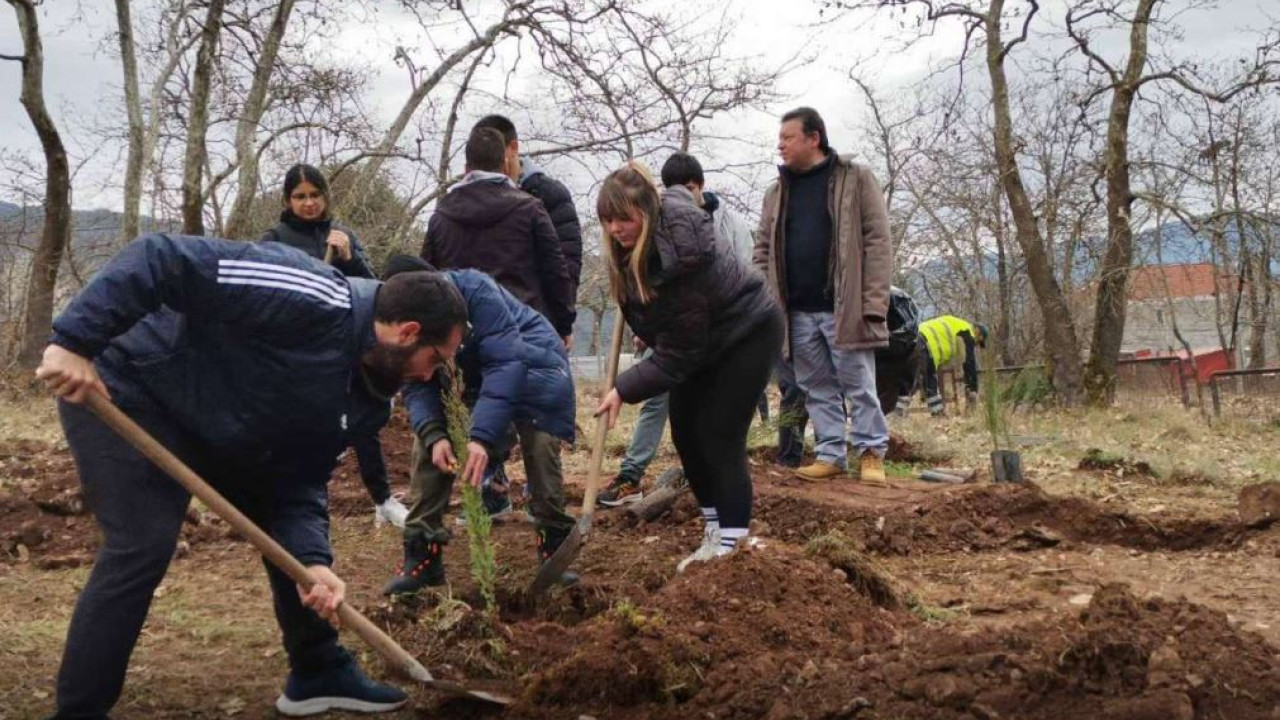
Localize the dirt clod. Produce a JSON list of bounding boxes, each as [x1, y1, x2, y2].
[[1239, 482, 1280, 528]]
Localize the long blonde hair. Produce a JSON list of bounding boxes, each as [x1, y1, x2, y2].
[[596, 161, 662, 305]]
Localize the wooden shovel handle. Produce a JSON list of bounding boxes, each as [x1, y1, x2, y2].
[[580, 310, 627, 514], [83, 392, 432, 683]]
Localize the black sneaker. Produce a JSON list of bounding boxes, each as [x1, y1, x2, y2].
[[482, 483, 513, 517], [597, 476, 643, 507], [275, 653, 408, 716], [382, 537, 445, 595]]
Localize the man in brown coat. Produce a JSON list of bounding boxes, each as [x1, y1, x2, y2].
[[753, 106, 893, 484]]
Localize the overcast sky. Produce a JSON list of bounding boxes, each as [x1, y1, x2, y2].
[[0, 0, 1273, 213]]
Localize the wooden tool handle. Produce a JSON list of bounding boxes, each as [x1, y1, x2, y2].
[[580, 310, 627, 514], [83, 392, 431, 683]]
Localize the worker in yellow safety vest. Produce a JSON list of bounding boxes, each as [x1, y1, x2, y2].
[[917, 316, 988, 416]]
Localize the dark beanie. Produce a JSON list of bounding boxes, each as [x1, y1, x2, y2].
[[382, 254, 436, 280]]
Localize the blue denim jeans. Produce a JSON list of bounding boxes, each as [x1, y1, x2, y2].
[[619, 349, 669, 480], [789, 310, 889, 466]]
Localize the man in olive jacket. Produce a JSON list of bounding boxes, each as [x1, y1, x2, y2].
[[753, 106, 893, 484]]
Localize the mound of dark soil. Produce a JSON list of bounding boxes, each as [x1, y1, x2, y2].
[[520, 542, 903, 719], [0, 438, 242, 567], [855, 583, 1280, 720], [755, 482, 1246, 555]]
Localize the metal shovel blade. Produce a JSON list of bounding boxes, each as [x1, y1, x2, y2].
[[529, 515, 589, 597], [395, 652, 513, 705], [425, 679, 515, 706], [527, 309, 625, 599]]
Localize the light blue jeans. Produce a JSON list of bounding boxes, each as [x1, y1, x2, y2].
[[789, 310, 889, 467], [619, 349, 669, 480]]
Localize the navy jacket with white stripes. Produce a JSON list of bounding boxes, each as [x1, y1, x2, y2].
[[50, 233, 382, 567], [402, 269, 576, 452]]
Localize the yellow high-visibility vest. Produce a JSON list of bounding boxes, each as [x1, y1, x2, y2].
[[920, 316, 974, 369]]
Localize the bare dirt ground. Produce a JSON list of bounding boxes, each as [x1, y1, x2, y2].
[[3, 391, 1280, 719]]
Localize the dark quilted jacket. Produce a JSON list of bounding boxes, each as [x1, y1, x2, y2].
[[613, 186, 781, 403], [521, 163, 583, 302]]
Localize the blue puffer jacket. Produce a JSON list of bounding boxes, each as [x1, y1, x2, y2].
[[50, 233, 384, 567], [403, 269, 575, 450]]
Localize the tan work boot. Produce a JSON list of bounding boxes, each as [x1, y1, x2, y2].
[[858, 451, 888, 487], [795, 460, 844, 481]]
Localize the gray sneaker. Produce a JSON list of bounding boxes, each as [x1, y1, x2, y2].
[[597, 476, 643, 507]]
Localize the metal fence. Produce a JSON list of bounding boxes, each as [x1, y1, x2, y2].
[[984, 358, 1190, 408], [907, 357, 1280, 420], [1208, 367, 1280, 420], [1114, 356, 1190, 408]]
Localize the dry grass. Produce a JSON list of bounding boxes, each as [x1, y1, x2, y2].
[[891, 396, 1280, 514], [806, 530, 908, 610], [0, 391, 61, 446]]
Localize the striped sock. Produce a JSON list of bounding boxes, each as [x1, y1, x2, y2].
[[700, 507, 720, 534], [720, 527, 748, 551]]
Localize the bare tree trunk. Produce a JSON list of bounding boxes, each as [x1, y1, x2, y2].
[[985, 0, 1084, 403], [181, 0, 227, 235], [1246, 249, 1266, 368], [1153, 207, 1209, 421], [1082, 0, 1157, 406], [145, 2, 199, 227], [5, 0, 73, 369], [115, 0, 145, 244], [1256, 231, 1273, 367], [222, 0, 296, 240], [991, 178, 1014, 366]]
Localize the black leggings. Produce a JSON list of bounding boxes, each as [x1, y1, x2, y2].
[[668, 311, 783, 529]]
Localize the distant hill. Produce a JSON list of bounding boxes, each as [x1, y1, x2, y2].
[[902, 216, 1280, 315], [0, 203, 173, 273]]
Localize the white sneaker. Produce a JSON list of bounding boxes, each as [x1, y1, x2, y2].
[[676, 526, 722, 573], [374, 494, 409, 530]]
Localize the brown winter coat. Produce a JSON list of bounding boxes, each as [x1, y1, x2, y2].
[[752, 154, 893, 355]]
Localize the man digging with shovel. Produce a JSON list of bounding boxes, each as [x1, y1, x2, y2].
[[36, 234, 469, 718]]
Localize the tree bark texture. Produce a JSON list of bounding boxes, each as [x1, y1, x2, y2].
[[7, 0, 74, 370], [115, 0, 145, 245], [1084, 0, 1158, 406], [984, 0, 1084, 403], [223, 0, 296, 240], [181, 0, 227, 235]]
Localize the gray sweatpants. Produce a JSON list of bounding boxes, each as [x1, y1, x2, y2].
[[789, 310, 889, 466]]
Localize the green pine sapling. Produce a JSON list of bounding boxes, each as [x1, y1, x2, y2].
[[440, 364, 497, 615]]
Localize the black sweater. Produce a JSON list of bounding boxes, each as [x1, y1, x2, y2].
[[782, 153, 835, 312]]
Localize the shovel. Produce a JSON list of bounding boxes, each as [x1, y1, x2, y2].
[[81, 392, 513, 706], [528, 309, 626, 598]]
